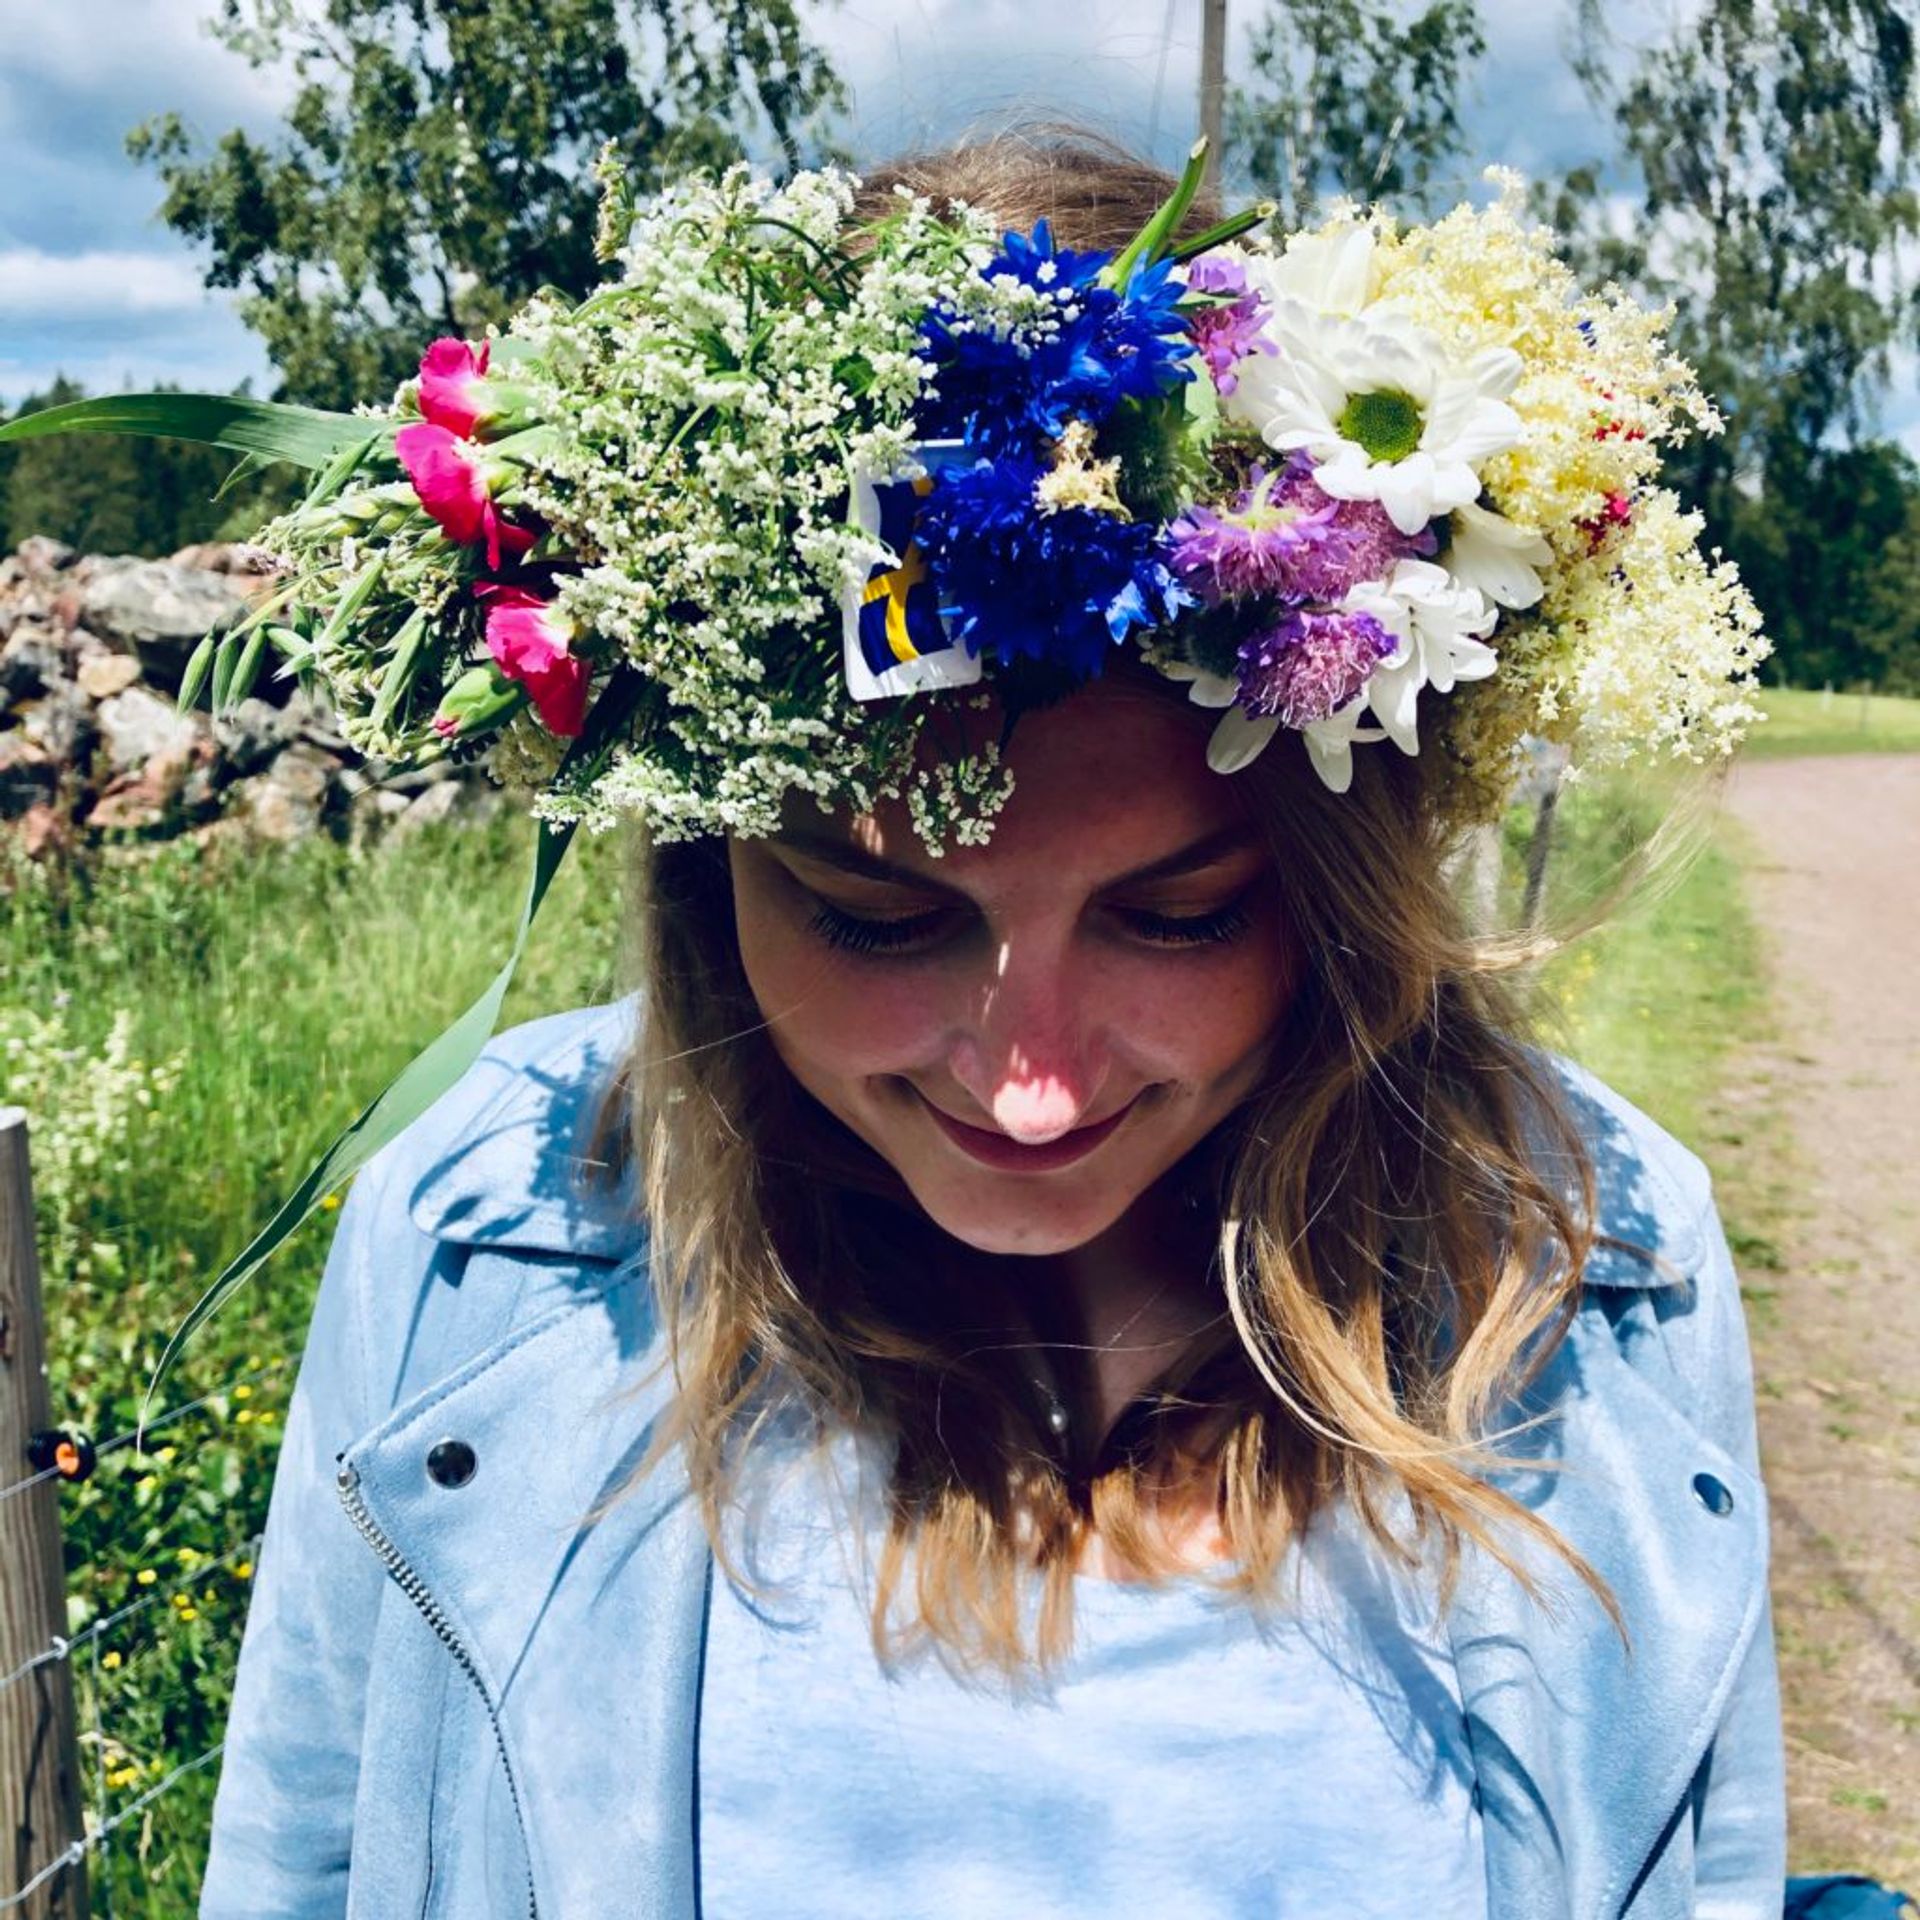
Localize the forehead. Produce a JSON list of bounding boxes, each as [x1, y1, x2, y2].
[[787, 673, 1254, 890]]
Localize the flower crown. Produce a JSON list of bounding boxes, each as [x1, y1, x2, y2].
[[254, 141, 1766, 854], [1, 139, 1772, 1405]]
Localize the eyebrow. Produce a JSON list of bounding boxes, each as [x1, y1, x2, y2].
[[768, 822, 1261, 898]]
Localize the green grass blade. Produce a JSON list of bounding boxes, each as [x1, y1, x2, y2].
[[0, 393, 385, 472], [133, 663, 649, 1433]]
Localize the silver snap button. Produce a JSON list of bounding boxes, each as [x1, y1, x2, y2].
[[427, 1439, 478, 1488], [1691, 1471, 1733, 1516]]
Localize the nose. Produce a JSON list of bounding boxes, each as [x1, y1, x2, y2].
[[946, 943, 1107, 1144]]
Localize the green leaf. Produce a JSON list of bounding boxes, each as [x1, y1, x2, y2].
[[0, 392, 384, 473], [133, 663, 649, 1436], [1107, 138, 1211, 292], [209, 632, 242, 716], [229, 623, 273, 707], [367, 607, 432, 736], [176, 633, 219, 716], [1166, 203, 1279, 263]]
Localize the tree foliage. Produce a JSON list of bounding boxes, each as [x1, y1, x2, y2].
[[1537, 0, 1920, 688], [127, 0, 846, 408], [1227, 0, 1488, 229]]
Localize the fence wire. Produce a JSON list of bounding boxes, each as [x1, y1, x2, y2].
[[0, 1531, 263, 1701], [0, 1353, 295, 1508], [0, 1735, 228, 1915]]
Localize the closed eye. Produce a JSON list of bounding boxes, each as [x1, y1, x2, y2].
[[802, 893, 1257, 957]]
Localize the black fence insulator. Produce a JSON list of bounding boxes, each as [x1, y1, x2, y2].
[[26, 1429, 97, 1484]]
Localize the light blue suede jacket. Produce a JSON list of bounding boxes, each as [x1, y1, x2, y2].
[[198, 996, 1787, 1920]]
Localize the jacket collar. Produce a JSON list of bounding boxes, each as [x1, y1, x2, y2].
[[360, 1020, 1754, 1918], [405, 996, 648, 1265]]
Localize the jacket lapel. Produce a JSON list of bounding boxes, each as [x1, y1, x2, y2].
[[1445, 1301, 1770, 1920], [340, 1258, 709, 1920]]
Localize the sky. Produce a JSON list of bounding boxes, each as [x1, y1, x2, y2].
[[1, 0, 1914, 447]]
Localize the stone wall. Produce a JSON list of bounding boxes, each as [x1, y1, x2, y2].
[[0, 536, 499, 857]]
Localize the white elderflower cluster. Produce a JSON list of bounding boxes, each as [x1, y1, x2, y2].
[[486, 166, 1025, 843]]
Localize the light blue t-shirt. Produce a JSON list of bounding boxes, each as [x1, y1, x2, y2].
[[695, 1424, 1488, 1919]]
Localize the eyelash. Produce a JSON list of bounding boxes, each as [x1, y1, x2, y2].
[[803, 896, 1257, 957]]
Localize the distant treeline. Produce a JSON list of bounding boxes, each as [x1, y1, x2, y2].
[[0, 377, 296, 559]]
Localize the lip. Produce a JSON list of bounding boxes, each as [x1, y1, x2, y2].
[[914, 1087, 1142, 1173]]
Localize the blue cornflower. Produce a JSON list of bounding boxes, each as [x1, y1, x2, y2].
[[912, 452, 1190, 679], [916, 224, 1195, 451], [991, 218, 1110, 296]]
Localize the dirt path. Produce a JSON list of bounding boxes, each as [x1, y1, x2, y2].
[[1720, 753, 1920, 1883]]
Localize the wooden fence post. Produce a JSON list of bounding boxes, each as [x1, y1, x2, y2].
[[0, 1109, 89, 1919]]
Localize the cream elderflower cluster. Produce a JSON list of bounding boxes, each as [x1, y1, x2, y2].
[[1154, 168, 1766, 804]]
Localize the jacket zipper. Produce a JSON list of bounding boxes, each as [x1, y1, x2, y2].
[[335, 1457, 540, 1920]]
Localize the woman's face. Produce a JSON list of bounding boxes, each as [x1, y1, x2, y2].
[[727, 677, 1301, 1256]]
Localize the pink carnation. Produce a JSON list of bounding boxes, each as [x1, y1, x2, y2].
[[476, 583, 591, 737], [418, 337, 491, 439], [396, 423, 536, 572]]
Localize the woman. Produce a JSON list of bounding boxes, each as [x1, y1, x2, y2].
[[197, 134, 1787, 1917]]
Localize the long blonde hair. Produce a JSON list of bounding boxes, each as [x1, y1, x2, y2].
[[585, 126, 1638, 1681]]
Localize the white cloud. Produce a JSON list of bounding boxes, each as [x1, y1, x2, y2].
[[0, 248, 216, 317]]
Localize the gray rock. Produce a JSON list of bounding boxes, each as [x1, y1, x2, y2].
[[0, 622, 70, 698], [211, 696, 302, 775], [75, 652, 143, 701], [391, 777, 505, 835], [346, 785, 415, 850], [0, 732, 56, 818], [18, 684, 94, 762], [80, 559, 251, 652], [15, 535, 77, 576], [96, 685, 205, 774], [228, 743, 336, 842]]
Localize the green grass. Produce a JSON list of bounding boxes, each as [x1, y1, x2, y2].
[[1745, 684, 1920, 759], [1511, 776, 1768, 1147], [1504, 772, 1800, 1284], [2, 814, 630, 1915]]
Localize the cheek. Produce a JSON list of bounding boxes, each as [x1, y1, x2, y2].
[[1103, 923, 1298, 1085], [731, 885, 946, 1080]]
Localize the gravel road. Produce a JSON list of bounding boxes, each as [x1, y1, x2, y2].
[[1722, 752, 1920, 1884]]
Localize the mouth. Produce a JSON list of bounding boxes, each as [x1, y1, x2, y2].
[[913, 1087, 1142, 1173]]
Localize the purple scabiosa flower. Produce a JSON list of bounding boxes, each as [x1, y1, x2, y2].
[[1183, 252, 1279, 395], [911, 451, 1190, 679], [1235, 606, 1397, 728], [1168, 455, 1433, 607]]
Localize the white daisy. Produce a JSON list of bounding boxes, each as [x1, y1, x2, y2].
[[1340, 558, 1500, 755], [1445, 499, 1553, 610], [1297, 694, 1390, 793], [1224, 255, 1525, 538]]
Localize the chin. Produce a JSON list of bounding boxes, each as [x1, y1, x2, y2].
[[898, 1172, 1139, 1258]]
